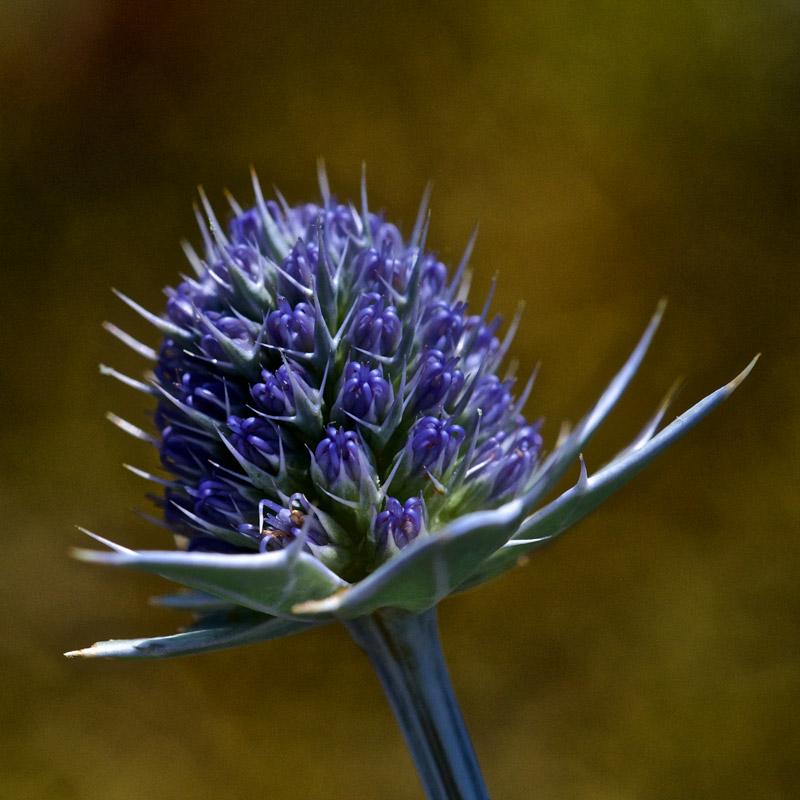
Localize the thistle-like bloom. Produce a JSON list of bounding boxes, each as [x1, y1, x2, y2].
[[71, 166, 754, 799]]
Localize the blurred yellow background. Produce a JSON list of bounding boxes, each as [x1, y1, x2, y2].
[[1, 1, 797, 797]]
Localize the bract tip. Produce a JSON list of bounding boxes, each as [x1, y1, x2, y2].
[[727, 354, 759, 390]]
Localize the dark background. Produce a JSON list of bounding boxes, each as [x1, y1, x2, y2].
[[2, 2, 798, 798]]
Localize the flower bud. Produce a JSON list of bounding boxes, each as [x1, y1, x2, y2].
[[312, 426, 363, 490], [411, 350, 464, 414], [335, 362, 392, 425], [227, 415, 281, 472], [420, 300, 466, 355], [199, 312, 255, 361], [349, 293, 402, 357], [192, 476, 249, 528], [277, 242, 318, 304], [266, 297, 315, 352], [374, 497, 426, 554], [251, 364, 298, 416]]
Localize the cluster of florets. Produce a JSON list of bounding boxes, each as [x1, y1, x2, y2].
[[140, 178, 542, 582]]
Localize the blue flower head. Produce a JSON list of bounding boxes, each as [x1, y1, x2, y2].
[[72, 165, 755, 659]]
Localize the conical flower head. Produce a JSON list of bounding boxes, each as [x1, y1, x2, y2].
[[70, 166, 755, 659]]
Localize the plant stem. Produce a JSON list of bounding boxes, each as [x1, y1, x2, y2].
[[344, 607, 490, 800]]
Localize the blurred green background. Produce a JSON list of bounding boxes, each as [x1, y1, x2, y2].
[[1, 1, 797, 797]]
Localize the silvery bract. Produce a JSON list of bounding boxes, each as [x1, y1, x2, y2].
[[68, 166, 754, 661]]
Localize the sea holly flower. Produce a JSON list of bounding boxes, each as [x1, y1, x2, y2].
[[69, 165, 755, 799]]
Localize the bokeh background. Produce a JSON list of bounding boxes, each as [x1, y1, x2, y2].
[[2, 1, 798, 798]]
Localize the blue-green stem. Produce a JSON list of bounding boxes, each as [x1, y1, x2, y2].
[[344, 607, 490, 800]]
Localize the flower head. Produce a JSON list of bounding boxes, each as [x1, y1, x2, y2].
[[70, 166, 755, 659]]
